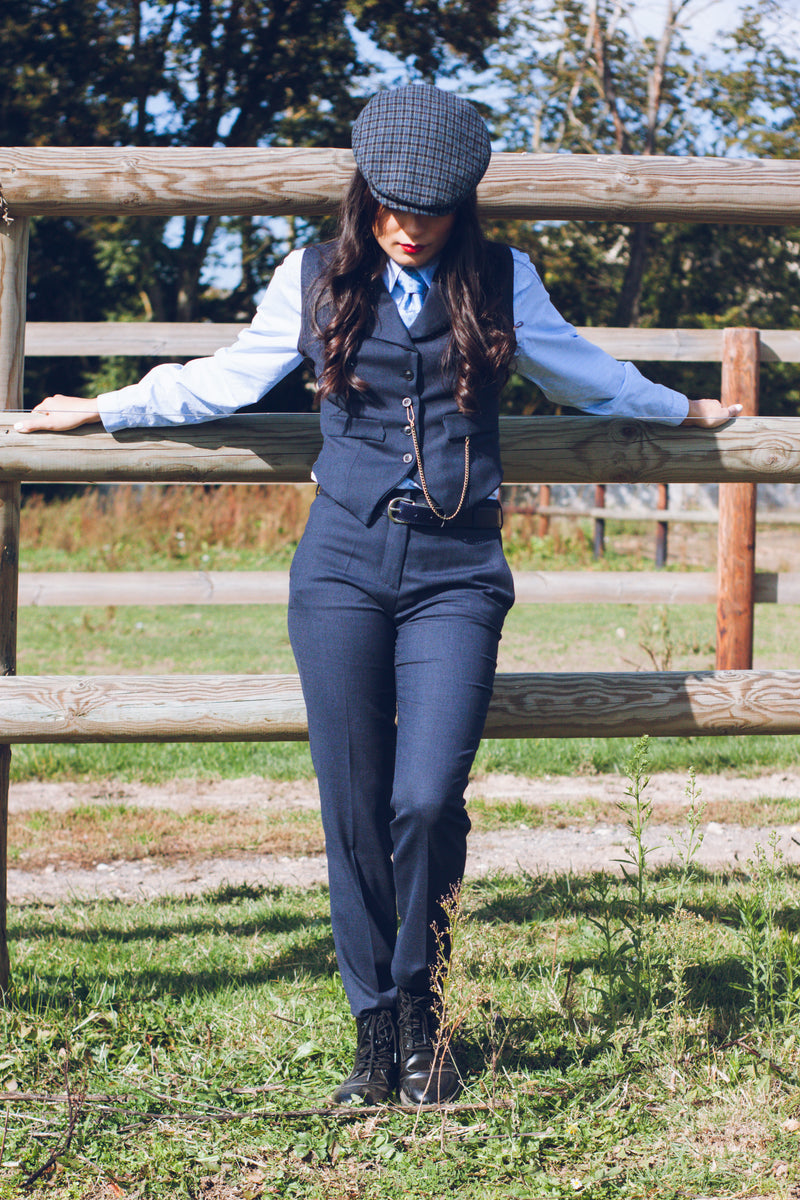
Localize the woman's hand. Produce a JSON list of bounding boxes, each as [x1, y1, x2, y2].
[[681, 398, 743, 427], [14, 395, 101, 432]]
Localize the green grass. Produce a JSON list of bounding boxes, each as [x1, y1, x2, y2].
[[3, 857, 800, 1198], [16, 731, 800, 788]]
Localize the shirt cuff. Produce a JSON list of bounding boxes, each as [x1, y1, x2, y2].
[[608, 362, 690, 425]]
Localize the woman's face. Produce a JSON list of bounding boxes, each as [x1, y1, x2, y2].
[[372, 206, 456, 267]]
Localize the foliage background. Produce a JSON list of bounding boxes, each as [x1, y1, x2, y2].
[[4, 0, 800, 415]]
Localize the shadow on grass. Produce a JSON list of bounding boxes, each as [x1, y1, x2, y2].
[[10, 881, 331, 943], [10, 928, 340, 1011], [8, 880, 341, 1008], [469, 865, 800, 931], [7, 868, 794, 1020]]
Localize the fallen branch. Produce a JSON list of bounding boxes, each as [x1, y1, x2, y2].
[[20, 1063, 87, 1191]]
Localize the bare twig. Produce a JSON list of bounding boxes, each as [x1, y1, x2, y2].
[[20, 1061, 88, 1190], [0, 1102, 9, 1170], [0, 1088, 511, 1125], [698, 1037, 800, 1087], [0, 1091, 136, 1105]]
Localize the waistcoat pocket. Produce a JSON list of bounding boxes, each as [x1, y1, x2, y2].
[[322, 408, 387, 442], [442, 411, 498, 441]]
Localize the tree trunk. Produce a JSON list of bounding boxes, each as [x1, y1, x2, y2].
[[613, 222, 653, 327]]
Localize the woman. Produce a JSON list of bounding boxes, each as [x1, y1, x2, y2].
[[17, 84, 740, 1107]]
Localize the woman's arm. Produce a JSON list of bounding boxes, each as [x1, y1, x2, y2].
[[15, 250, 306, 434], [510, 249, 740, 429]]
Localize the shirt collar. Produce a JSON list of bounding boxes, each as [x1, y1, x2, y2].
[[382, 256, 440, 293]]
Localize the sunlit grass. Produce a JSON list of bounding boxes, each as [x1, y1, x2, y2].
[[3, 857, 800, 1198]]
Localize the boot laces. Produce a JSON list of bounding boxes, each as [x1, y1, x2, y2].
[[355, 1009, 397, 1073], [398, 990, 436, 1052]]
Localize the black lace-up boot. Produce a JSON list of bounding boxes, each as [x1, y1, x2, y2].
[[331, 1008, 398, 1105], [397, 989, 461, 1106]]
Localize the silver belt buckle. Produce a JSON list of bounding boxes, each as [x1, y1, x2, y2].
[[387, 496, 407, 524]]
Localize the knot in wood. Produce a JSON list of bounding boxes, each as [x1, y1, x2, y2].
[[613, 421, 642, 443]]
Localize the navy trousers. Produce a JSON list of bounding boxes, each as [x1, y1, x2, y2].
[[287, 491, 515, 1016]]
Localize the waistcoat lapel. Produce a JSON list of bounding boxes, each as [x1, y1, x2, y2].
[[370, 276, 450, 346], [371, 282, 415, 348], [406, 277, 449, 342]]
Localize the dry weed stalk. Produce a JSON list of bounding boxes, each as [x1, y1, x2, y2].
[[21, 483, 316, 563]]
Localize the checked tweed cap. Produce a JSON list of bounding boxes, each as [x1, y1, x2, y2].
[[352, 84, 492, 216]]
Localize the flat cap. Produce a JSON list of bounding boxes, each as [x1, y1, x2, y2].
[[351, 84, 492, 216]]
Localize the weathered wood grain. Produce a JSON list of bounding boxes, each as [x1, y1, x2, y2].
[[0, 485, 15, 993], [535, 505, 800, 524], [0, 217, 26, 994], [3, 415, 800, 485], [0, 675, 309, 742], [535, 506, 720, 522], [485, 670, 800, 738], [2, 149, 800, 224], [18, 570, 293, 607], [24, 322, 246, 357], [2, 670, 800, 742], [0, 414, 321, 482], [20, 323, 800, 363], [15, 569, 800, 607], [0, 221, 27, 399]]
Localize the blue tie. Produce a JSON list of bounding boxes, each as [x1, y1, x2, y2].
[[394, 267, 428, 328]]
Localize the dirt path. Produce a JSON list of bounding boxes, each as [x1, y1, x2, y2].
[[9, 769, 800, 905], [11, 525, 800, 906]]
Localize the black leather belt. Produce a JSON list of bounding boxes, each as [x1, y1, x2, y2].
[[386, 495, 503, 529]]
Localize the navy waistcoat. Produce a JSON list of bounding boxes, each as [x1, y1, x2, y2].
[[298, 241, 515, 526]]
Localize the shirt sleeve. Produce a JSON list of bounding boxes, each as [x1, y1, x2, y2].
[[97, 249, 306, 432], [511, 248, 689, 425]]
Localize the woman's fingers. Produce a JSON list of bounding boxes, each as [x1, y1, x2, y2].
[[14, 395, 101, 432], [682, 398, 743, 427]]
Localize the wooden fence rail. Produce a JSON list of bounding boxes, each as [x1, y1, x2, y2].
[[2, 414, 798, 484], [3, 148, 800, 223], [521, 505, 800, 524], [13, 568, 800, 608], [3, 146, 800, 995], [2, 669, 799, 743], [20, 323, 800, 362]]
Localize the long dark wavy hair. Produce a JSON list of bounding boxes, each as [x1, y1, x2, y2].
[[311, 170, 517, 414]]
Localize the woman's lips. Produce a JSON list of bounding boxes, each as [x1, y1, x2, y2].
[[399, 243, 424, 254]]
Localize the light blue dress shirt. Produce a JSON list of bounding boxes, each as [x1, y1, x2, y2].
[[97, 247, 689, 431]]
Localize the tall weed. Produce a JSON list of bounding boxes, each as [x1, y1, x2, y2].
[[735, 833, 800, 1026], [588, 735, 661, 1026]]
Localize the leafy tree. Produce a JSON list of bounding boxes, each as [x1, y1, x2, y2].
[[483, 0, 800, 413], [2, 0, 503, 403]]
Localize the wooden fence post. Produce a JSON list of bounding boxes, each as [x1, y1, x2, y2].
[[655, 483, 669, 568], [0, 214, 28, 996], [593, 484, 606, 558], [716, 328, 759, 670], [537, 483, 551, 537]]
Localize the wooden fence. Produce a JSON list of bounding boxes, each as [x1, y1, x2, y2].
[[2, 147, 800, 993], [11, 569, 800, 608]]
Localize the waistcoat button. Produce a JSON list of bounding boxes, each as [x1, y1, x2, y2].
[[402, 397, 413, 407], [403, 425, 412, 435], [402, 452, 413, 464], [403, 368, 414, 381]]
